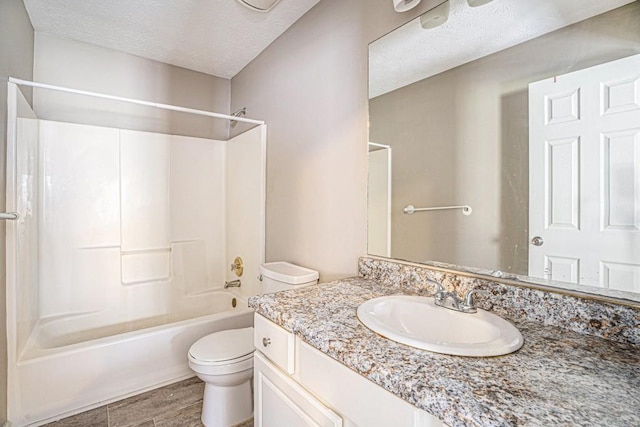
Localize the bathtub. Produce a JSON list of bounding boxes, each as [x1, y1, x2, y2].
[[8, 291, 253, 427]]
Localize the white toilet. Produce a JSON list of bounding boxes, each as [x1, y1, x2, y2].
[[188, 262, 319, 427]]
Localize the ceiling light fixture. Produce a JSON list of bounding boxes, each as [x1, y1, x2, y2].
[[236, 0, 281, 12], [394, 0, 422, 13], [420, 1, 450, 29]]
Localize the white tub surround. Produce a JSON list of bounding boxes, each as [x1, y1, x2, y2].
[[5, 83, 267, 426]]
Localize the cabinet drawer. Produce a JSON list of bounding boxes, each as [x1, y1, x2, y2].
[[254, 313, 295, 374]]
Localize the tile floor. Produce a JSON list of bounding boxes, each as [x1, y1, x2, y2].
[[43, 377, 253, 427]]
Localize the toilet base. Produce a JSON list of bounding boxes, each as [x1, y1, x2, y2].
[[201, 380, 253, 427]]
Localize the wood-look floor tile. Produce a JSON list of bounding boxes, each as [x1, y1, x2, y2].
[[153, 401, 203, 427], [107, 378, 204, 427], [233, 418, 254, 427], [43, 406, 108, 427]]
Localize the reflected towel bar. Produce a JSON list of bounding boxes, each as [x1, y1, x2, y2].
[[403, 205, 472, 215], [0, 212, 19, 220]]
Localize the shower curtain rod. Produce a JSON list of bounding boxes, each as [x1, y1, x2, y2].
[[9, 78, 265, 125]]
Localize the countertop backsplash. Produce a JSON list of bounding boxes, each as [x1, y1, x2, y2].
[[358, 257, 640, 346]]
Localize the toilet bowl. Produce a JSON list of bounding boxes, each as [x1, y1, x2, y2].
[[188, 327, 254, 427]]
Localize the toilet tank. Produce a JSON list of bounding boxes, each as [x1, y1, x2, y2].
[[259, 262, 319, 294]]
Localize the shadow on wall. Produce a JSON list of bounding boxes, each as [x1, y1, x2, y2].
[[32, 34, 232, 141]]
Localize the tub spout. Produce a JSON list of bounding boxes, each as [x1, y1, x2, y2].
[[224, 280, 241, 289]]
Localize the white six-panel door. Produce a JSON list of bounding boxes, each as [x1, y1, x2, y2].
[[529, 54, 640, 292]]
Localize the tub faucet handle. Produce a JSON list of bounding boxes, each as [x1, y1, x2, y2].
[[230, 257, 244, 277]]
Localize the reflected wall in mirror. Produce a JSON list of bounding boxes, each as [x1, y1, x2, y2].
[[368, 0, 640, 302]]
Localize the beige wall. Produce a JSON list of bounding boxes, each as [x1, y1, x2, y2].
[[369, 3, 640, 275], [0, 1, 34, 422], [34, 33, 231, 140], [231, 0, 445, 281]]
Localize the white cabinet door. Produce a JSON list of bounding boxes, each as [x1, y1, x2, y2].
[[529, 54, 640, 291], [254, 352, 343, 427]]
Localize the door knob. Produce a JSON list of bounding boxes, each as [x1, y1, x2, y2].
[[531, 236, 544, 246]]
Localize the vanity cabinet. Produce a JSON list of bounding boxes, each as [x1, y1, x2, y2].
[[253, 314, 443, 427], [254, 314, 340, 426], [255, 352, 343, 426]]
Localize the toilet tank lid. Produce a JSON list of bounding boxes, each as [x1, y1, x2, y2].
[[260, 262, 319, 285], [189, 327, 254, 362]]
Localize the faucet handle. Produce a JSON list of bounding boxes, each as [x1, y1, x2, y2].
[[425, 278, 445, 292], [411, 275, 446, 294], [463, 289, 489, 308], [425, 279, 447, 303]]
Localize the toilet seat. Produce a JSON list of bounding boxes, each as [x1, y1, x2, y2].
[[188, 352, 253, 376], [188, 327, 255, 376], [189, 352, 253, 366], [189, 327, 254, 363]]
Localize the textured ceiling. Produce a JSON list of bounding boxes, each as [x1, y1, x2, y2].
[[369, 0, 635, 98], [23, 0, 321, 79]]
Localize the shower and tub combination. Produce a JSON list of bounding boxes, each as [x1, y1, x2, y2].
[[5, 80, 267, 426]]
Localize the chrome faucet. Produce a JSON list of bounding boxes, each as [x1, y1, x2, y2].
[[429, 279, 486, 313], [224, 279, 241, 289]]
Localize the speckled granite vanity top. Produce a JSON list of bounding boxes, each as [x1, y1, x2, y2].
[[249, 277, 640, 427]]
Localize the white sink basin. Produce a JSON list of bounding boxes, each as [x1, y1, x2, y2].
[[357, 295, 523, 357]]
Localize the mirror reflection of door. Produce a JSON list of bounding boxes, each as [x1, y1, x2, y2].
[[368, 143, 392, 257], [529, 53, 640, 292]]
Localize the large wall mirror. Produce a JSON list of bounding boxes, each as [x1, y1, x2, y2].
[[367, 0, 640, 302]]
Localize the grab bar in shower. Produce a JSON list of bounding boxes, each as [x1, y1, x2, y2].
[[0, 212, 19, 220], [403, 205, 472, 216]]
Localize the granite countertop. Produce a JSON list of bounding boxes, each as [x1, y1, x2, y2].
[[249, 277, 640, 427]]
